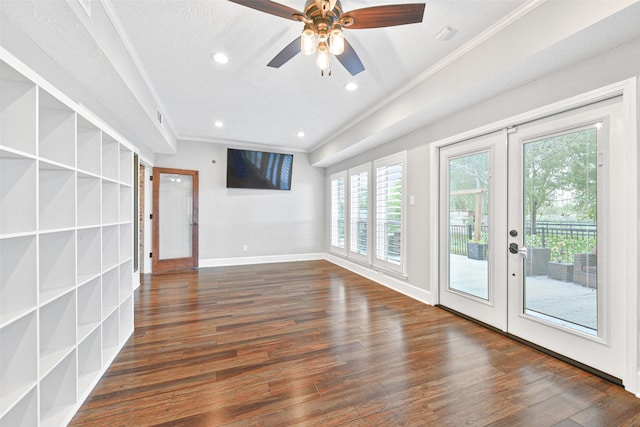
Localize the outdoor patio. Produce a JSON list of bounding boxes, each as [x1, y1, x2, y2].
[[449, 254, 597, 333]]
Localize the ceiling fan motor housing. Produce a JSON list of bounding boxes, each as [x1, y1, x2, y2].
[[301, 0, 344, 24]]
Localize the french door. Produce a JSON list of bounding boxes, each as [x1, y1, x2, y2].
[[439, 131, 508, 330], [439, 97, 625, 381], [152, 167, 199, 272]]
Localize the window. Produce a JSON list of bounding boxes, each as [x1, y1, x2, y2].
[[328, 152, 405, 273], [330, 172, 346, 253], [374, 152, 406, 274], [349, 164, 369, 262]]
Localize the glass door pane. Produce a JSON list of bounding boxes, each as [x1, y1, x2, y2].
[[158, 173, 193, 260], [152, 167, 198, 272], [522, 127, 598, 335], [448, 152, 489, 300]]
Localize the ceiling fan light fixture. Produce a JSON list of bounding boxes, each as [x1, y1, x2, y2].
[[329, 26, 344, 55], [316, 41, 330, 70], [301, 25, 316, 55]]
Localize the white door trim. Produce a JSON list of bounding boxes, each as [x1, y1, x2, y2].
[[429, 78, 637, 394]]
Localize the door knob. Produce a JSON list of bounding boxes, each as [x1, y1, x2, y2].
[[509, 243, 528, 258]]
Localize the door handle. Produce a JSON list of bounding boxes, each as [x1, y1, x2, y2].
[[509, 243, 528, 258]]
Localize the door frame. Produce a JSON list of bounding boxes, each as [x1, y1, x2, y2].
[[429, 79, 638, 393], [152, 167, 199, 272]]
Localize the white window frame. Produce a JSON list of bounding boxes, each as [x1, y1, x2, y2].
[[373, 151, 407, 276], [348, 163, 371, 264], [330, 171, 347, 255]]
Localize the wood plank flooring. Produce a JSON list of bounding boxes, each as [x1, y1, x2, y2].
[[70, 260, 640, 426]]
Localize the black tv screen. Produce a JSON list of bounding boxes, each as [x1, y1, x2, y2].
[[227, 148, 294, 190]]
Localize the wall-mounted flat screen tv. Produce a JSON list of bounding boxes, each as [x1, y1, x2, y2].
[[227, 148, 294, 190]]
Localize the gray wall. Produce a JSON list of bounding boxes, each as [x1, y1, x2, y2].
[[155, 140, 325, 263], [326, 36, 640, 296]]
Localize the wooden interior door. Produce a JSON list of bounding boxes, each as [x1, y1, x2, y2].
[[152, 167, 199, 272]]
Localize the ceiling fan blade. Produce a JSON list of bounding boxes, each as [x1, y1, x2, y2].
[[344, 4, 426, 29], [336, 39, 365, 76], [267, 37, 302, 68], [228, 0, 301, 21]]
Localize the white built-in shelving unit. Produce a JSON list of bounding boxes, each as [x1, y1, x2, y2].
[[0, 57, 135, 426]]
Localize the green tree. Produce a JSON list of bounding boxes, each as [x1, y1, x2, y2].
[[449, 152, 488, 210], [524, 128, 597, 231]]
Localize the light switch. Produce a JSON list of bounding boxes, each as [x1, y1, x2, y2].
[[409, 195, 415, 205]]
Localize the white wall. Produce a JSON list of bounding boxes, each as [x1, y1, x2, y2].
[[325, 36, 640, 299], [155, 140, 325, 266]]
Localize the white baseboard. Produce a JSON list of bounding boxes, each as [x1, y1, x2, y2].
[[198, 252, 433, 306], [324, 254, 433, 306], [199, 252, 325, 268]]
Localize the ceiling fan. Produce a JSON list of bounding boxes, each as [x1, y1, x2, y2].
[[228, 0, 426, 76]]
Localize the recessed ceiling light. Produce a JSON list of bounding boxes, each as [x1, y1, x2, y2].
[[212, 52, 229, 64], [297, 131, 305, 138], [214, 121, 224, 128], [344, 82, 358, 91]]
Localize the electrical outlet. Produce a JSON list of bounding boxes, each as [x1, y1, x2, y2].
[[243, 244, 248, 252]]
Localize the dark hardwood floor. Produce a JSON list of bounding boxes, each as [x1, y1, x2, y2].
[[70, 260, 640, 426]]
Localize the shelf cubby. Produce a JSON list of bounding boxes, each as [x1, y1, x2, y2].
[[40, 351, 77, 427], [0, 62, 37, 156], [0, 151, 36, 235], [119, 295, 134, 343], [77, 277, 101, 342], [76, 116, 101, 175], [39, 230, 75, 305], [102, 181, 119, 225], [38, 90, 75, 168], [77, 327, 101, 398], [0, 235, 36, 326], [119, 223, 133, 263], [119, 146, 133, 185], [77, 227, 101, 285], [39, 292, 76, 378], [101, 135, 119, 181], [119, 185, 133, 223], [119, 259, 132, 303], [102, 225, 118, 271], [101, 268, 119, 319], [0, 312, 37, 417], [0, 386, 37, 427], [77, 173, 101, 227], [102, 310, 119, 363], [39, 162, 75, 230]]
